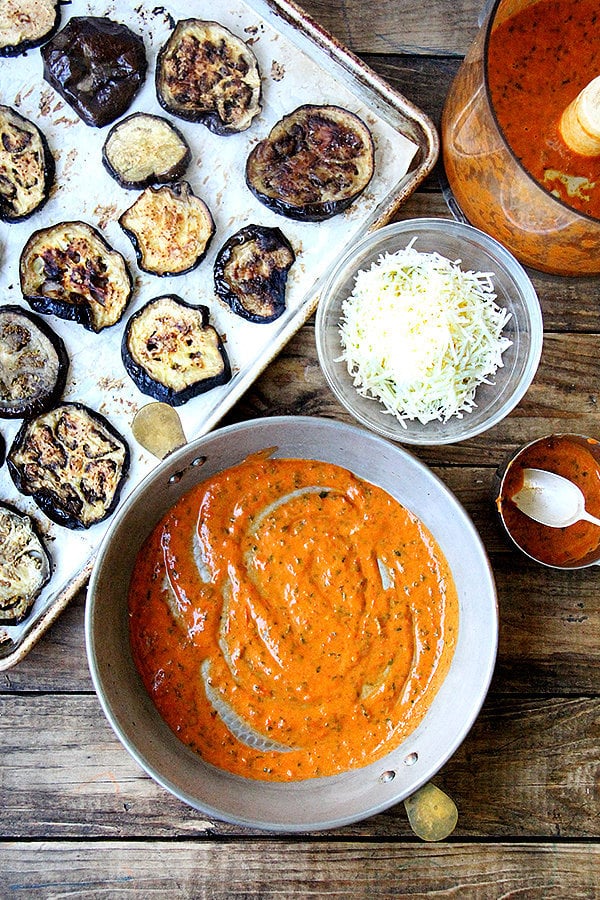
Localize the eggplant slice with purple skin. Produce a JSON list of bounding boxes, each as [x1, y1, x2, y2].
[[19, 221, 133, 333], [0, 0, 61, 57], [122, 294, 231, 406], [41, 16, 147, 128], [0, 305, 69, 419], [156, 19, 261, 135], [214, 225, 295, 323], [119, 182, 215, 277], [0, 105, 55, 223], [0, 501, 51, 624], [7, 402, 130, 530], [246, 104, 375, 221], [102, 113, 191, 190]]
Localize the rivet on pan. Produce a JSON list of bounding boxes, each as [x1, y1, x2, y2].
[[379, 770, 396, 783], [168, 471, 183, 484], [191, 456, 207, 467], [404, 752, 418, 766]]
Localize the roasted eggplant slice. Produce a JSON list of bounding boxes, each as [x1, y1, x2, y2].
[[245, 105, 375, 221], [214, 225, 295, 323], [122, 294, 231, 406], [7, 402, 130, 529], [102, 113, 191, 190], [156, 19, 261, 135], [0, 305, 68, 419], [41, 17, 147, 128], [19, 221, 133, 332], [119, 182, 215, 277], [0, 0, 61, 57], [0, 501, 51, 624], [0, 105, 55, 223]]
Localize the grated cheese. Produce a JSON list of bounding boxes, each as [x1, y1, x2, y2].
[[338, 240, 512, 426]]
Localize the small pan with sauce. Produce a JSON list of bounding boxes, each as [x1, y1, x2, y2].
[[85, 416, 497, 832], [496, 433, 600, 569]]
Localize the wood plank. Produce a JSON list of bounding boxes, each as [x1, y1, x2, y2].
[[223, 318, 600, 467], [297, 0, 486, 56], [0, 841, 598, 898], [1, 694, 598, 837]]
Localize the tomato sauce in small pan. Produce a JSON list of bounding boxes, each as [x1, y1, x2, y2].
[[128, 455, 458, 781]]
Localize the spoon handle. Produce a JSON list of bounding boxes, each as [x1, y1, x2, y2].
[[581, 509, 600, 528]]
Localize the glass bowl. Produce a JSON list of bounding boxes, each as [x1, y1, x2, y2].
[[315, 217, 543, 446]]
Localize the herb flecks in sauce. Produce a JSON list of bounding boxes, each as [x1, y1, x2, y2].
[[487, 0, 600, 219], [129, 457, 458, 781]]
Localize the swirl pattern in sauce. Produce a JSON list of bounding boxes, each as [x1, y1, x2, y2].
[[128, 456, 458, 781]]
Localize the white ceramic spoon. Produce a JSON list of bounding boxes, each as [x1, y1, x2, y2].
[[511, 467, 600, 528]]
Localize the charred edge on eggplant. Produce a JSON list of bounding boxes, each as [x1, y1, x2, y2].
[[0, 0, 61, 57], [41, 16, 147, 128], [0, 501, 51, 624], [102, 113, 191, 190], [0, 305, 69, 419], [245, 104, 375, 221], [119, 182, 215, 277], [214, 225, 295, 323], [7, 402, 130, 530], [19, 221, 133, 333], [156, 19, 261, 135], [0, 432, 5, 467], [0, 105, 55, 223], [122, 294, 231, 406]]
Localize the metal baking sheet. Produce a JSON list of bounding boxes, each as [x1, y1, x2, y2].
[[0, 0, 438, 668]]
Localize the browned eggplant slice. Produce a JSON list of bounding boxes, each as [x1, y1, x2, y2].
[[119, 182, 215, 277], [102, 113, 191, 190], [156, 19, 261, 135], [214, 225, 295, 323], [0, 501, 51, 624], [122, 294, 231, 406], [0, 305, 68, 419], [41, 17, 147, 128], [19, 221, 133, 332], [245, 105, 375, 221], [0, 0, 61, 57], [0, 105, 55, 223], [7, 402, 130, 530]]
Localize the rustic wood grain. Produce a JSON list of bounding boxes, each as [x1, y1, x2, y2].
[[0, 842, 598, 898], [297, 0, 487, 55], [1, 693, 598, 838]]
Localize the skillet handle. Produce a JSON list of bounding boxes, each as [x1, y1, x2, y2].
[[132, 402, 187, 459], [403, 781, 458, 841]]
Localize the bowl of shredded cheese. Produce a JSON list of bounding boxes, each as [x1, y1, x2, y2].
[[316, 218, 543, 445]]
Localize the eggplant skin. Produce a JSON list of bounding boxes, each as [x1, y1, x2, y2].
[[214, 225, 295, 323], [156, 19, 261, 135], [102, 113, 191, 190], [122, 294, 231, 406], [41, 17, 147, 128], [0, 0, 61, 57], [0, 105, 55, 223], [19, 221, 133, 333], [119, 182, 215, 277], [7, 402, 130, 530], [0, 501, 51, 624], [246, 105, 375, 221], [0, 305, 69, 419]]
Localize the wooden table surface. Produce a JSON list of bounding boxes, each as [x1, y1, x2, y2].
[[2, 0, 599, 896]]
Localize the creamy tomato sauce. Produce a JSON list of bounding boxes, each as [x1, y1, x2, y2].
[[129, 456, 458, 781], [487, 0, 600, 219], [500, 435, 600, 566]]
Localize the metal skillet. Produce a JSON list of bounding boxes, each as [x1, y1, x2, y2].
[[85, 415, 497, 833]]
